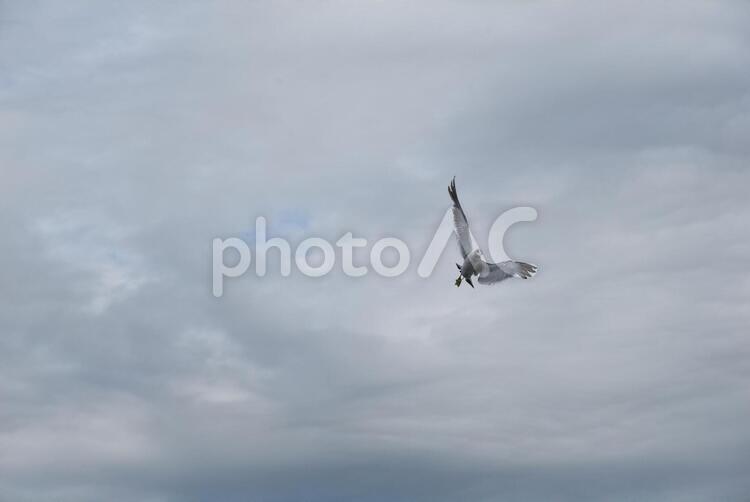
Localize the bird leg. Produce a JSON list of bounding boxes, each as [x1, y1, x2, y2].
[[455, 275, 463, 287]]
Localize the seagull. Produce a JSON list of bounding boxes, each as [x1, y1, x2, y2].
[[448, 177, 538, 288]]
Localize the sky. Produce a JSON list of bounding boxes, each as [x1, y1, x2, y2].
[[1, 1, 750, 500]]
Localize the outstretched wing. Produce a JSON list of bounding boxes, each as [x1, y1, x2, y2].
[[448, 177, 480, 259], [477, 260, 538, 285]]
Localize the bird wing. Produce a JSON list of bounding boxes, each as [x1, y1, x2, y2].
[[477, 260, 538, 285], [448, 177, 481, 260]]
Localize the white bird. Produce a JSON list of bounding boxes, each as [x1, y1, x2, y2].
[[448, 177, 538, 288]]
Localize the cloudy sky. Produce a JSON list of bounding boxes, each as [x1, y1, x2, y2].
[[2, 1, 750, 500]]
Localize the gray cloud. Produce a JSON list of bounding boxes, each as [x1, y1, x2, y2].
[[1, 0, 749, 500]]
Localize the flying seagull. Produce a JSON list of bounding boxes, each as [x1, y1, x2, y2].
[[449, 177, 538, 288]]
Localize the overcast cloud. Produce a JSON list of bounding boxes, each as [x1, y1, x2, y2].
[[1, 1, 750, 500]]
